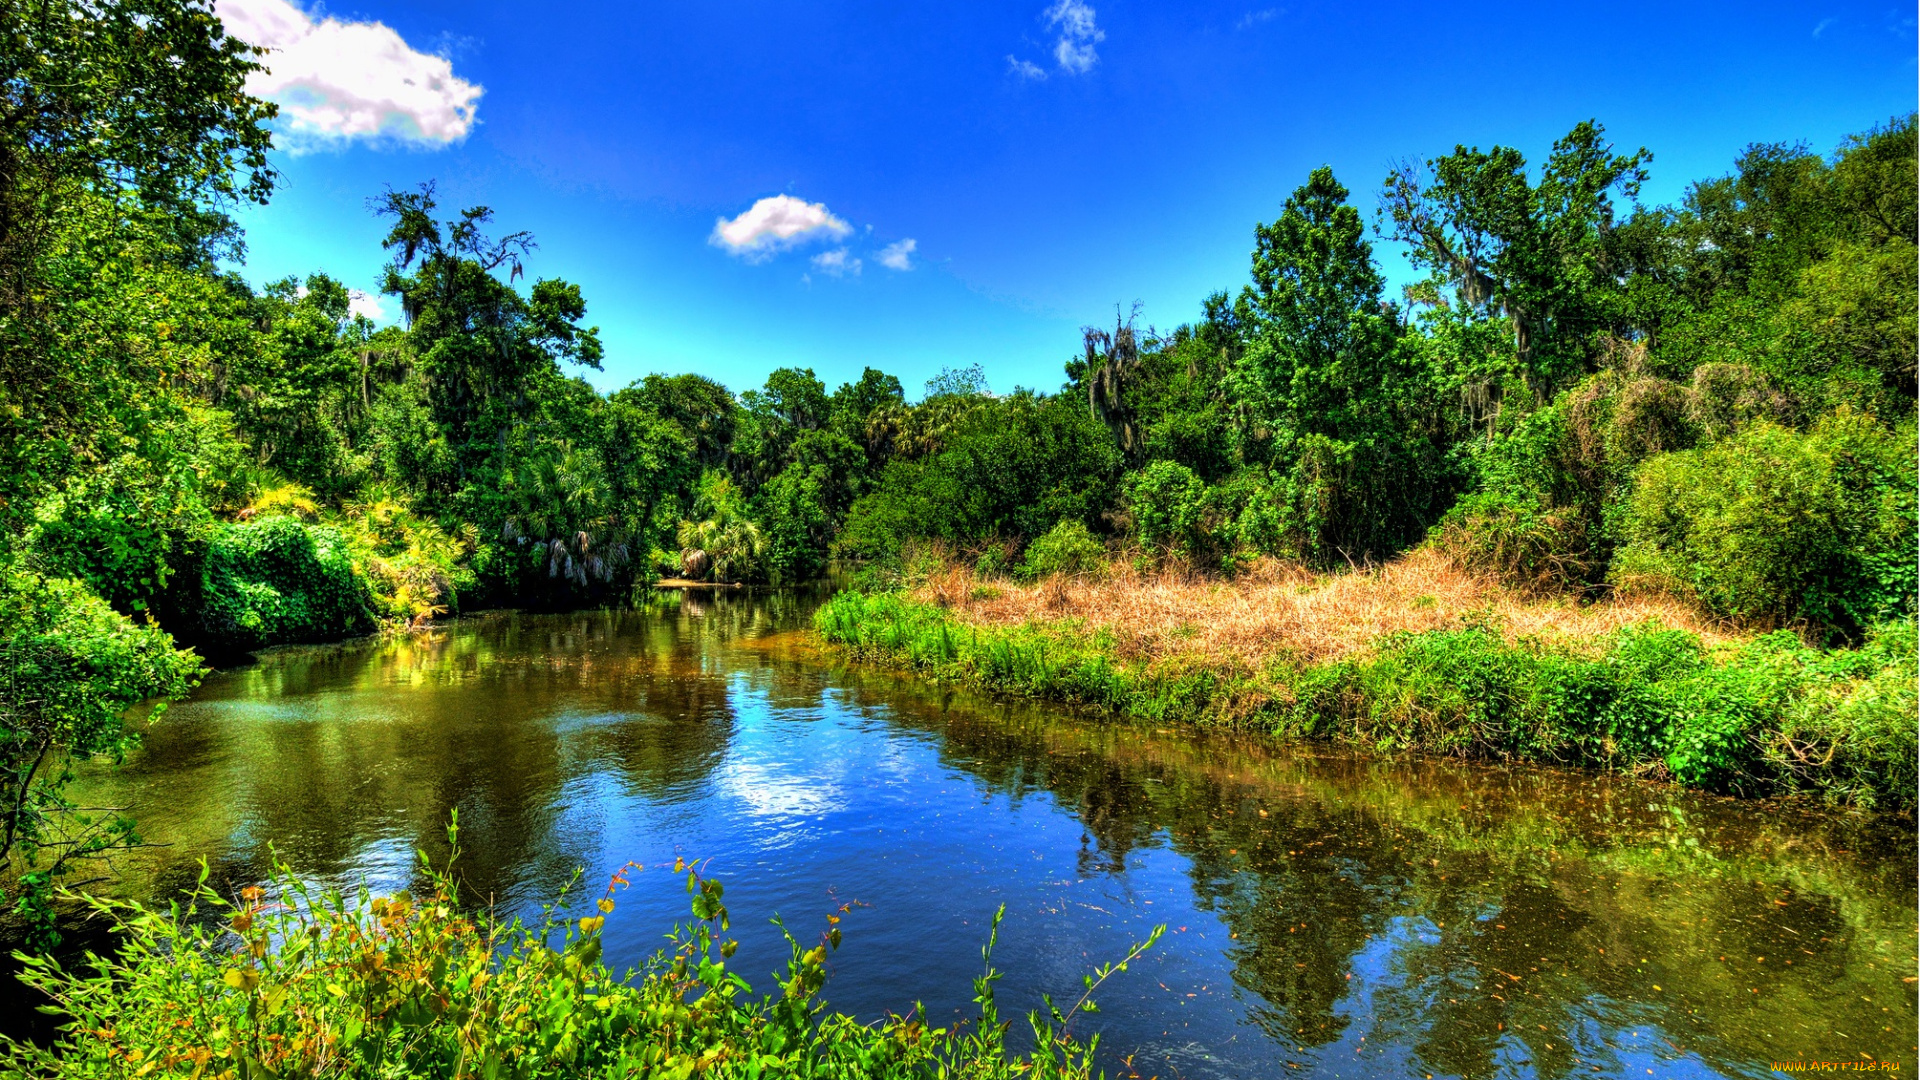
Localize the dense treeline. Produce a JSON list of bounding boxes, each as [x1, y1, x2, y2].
[[0, 0, 1912, 926]]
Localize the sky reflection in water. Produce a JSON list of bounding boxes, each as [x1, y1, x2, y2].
[[68, 591, 1919, 1080]]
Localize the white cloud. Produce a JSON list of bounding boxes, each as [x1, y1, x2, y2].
[[1045, 0, 1104, 73], [348, 289, 385, 321], [877, 238, 917, 271], [1236, 8, 1280, 30], [217, 0, 482, 149], [1007, 54, 1047, 80], [810, 248, 862, 277], [1812, 16, 1835, 36], [711, 195, 853, 261]]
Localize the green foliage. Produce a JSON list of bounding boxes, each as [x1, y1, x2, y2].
[[334, 487, 477, 623], [1126, 461, 1207, 558], [0, 831, 1155, 1080], [1230, 167, 1455, 561], [678, 472, 767, 583], [839, 392, 1119, 558], [0, 9, 1913, 959], [27, 453, 214, 615], [0, 568, 201, 943], [616, 373, 738, 469], [815, 592, 1132, 709], [1612, 411, 1917, 633], [1379, 120, 1650, 393], [197, 517, 374, 653], [1018, 521, 1106, 581], [758, 431, 866, 583], [822, 591, 1916, 808]]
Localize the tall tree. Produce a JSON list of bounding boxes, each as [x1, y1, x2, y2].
[[375, 183, 603, 478], [1379, 121, 1650, 396], [1234, 166, 1447, 559]]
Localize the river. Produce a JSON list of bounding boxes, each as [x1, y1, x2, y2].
[[42, 589, 1920, 1078]]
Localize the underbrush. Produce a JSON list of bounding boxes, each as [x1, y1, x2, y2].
[[815, 590, 1917, 810], [0, 822, 1159, 1080]]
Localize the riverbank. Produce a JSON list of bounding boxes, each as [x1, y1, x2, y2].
[[814, 551, 1917, 810]]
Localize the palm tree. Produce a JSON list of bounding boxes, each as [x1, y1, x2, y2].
[[676, 472, 764, 582]]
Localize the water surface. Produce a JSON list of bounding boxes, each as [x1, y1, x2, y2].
[[57, 591, 1920, 1078]]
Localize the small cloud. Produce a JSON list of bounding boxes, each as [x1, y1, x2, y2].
[[1812, 16, 1835, 36], [347, 289, 385, 321], [878, 239, 917, 271], [1236, 8, 1280, 30], [711, 195, 852, 262], [1007, 54, 1047, 80], [215, 0, 482, 149], [810, 248, 862, 277], [1044, 0, 1104, 74]]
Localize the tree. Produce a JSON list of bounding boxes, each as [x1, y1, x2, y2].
[[1379, 121, 1650, 397], [1083, 307, 1145, 466], [617, 373, 737, 469], [1232, 166, 1449, 560], [375, 183, 603, 475], [0, 0, 276, 293], [733, 367, 828, 494]]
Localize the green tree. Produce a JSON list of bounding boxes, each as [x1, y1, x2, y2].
[[1234, 166, 1450, 560], [375, 183, 604, 478], [1379, 120, 1650, 396]]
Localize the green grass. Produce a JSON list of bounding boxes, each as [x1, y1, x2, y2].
[[814, 591, 1917, 810]]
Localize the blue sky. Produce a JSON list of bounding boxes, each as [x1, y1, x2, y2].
[[220, 0, 1917, 399]]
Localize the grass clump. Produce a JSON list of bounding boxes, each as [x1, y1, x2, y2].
[[0, 820, 1159, 1080]]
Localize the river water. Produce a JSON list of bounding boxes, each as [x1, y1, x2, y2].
[[51, 590, 1919, 1078]]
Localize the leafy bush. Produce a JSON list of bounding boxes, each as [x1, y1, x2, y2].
[[678, 471, 767, 582], [1018, 520, 1105, 581], [1429, 490, 1594, 594], [1758, 617, 1918, 809], [335, 488, 477, 623], [0, 830, 1156, 1080], [1685, 362, 1793, 441], [197, 516, 374, 653], [27, 453, 215, 616], [1126, 461, 1207, 558], [838, 393, 1119, 559], [1612, 411, 1918, 632], [0, 569, 202, 942], [1283, 618, 1902, 798]]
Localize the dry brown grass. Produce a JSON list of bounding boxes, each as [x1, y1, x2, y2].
[[912, 547, 1737, 669]]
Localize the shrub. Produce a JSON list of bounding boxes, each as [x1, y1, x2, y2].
[[838, 393, 1120, 558], [1611, 411, 1917, 633], [335, 488, 477, 623], [1019, 520, 1105, 580], [1761, 617, 1919, 809], [1685, 363, 1793, 441], [1429, 490, 1593, 594], [0, 568, 202, 943], [0, 831, 1155, 1080], [1126, 461, 1207, 558], [26, 454, 213, 616], [198, 516, 374, 653]]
